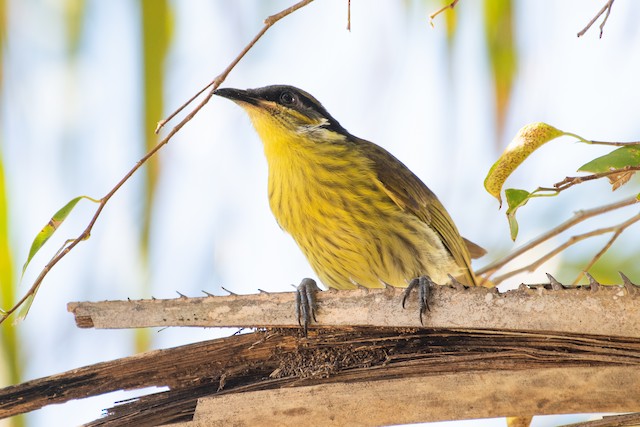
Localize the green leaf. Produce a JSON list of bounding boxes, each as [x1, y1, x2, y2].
[[484, 122, 565, 206], [505, 188, 531, 240], [21, 195, 98, 276], [15, 293, 36, 324], [578, 146, 640, 173]]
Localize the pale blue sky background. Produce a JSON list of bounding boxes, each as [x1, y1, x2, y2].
[[2, 1, 640, 426]]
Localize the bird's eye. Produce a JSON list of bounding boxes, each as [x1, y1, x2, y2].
[[280, 91, 296, 105]]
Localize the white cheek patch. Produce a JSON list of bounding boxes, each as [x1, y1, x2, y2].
[[297, 118, 329, 135]]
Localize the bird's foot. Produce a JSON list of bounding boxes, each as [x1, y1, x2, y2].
[[402, 275, 436, 325], [295, 278, 319, 336]]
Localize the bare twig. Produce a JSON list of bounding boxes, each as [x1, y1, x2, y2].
[[156, 0, 315, 133], [536, 166, 640, 194], [588, 139, 640, 147], [491, 212, 640, 285], [347, 0, 351, 31], [0, 0, 315, 325], [477, 196, 638, 277], [577, 0, 615, 38], [572, 213, 640, 285], [429, 0, 459, 27]]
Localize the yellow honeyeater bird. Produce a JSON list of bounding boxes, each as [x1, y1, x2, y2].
[[215, 85, 485, 324]]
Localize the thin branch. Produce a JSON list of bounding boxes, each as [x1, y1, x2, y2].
[[0, 0, 315, 325], [477, 196, 638, 277], [562, 132, 640, 147], [572, 213, 640, 285], [156, 0, 315, 133], [491, 212, 640, 285], [429, 0, 459, 27], [346, 0, 351, 31], [588, 139, 640, 147], [577, 0, 615, 38], [537, 166, 640, 194]]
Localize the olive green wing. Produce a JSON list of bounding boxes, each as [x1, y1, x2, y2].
[[357, 138, 479, 286]]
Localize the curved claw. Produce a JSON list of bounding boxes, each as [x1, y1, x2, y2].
[[295, 278, 319, 335], [403, 275, 434, 325]]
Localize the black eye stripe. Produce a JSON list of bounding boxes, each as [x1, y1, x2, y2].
[[247, 85, 350, 135]]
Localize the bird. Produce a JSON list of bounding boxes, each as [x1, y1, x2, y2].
[[214, 85, 486, 329]]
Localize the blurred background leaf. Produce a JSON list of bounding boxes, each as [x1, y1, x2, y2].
[[484, 0, 516, 147], [560, 248, 640, 286], [63, 0, 85, 57], [0, 158, 24, 427], [137, 0, 172, 353], [0, 0, 24, 423]]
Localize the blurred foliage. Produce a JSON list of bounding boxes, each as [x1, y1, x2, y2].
[[483, 0, 516, 147], [137, 0, 172, 353], [0, 0, 25, 423], [0, 159, 24, 427], [443, 2, 457, 45], [425, 0, 517, 147], [64, 0, 86, 57], [0, 0, 4, 84], [560, 249, 640, 286]]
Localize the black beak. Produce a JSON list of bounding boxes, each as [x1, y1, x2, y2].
[[214, 88, 259, 105]]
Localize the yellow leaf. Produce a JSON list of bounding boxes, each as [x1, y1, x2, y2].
[[484, 122, 564, 205]]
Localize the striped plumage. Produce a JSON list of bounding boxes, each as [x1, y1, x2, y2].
[[215, 85, 482, 291]]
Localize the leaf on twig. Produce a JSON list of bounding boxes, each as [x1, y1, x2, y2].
[[484, 122, 564, 206], [15, 293, 37, 324], [21, 195, 98, 277], [579, 146, 640, 173], [505, 189, 531, 241], [578, 145, 640, 191], [14, 195, 99, 322]]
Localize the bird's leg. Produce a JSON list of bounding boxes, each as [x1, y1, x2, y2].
[[295, 278, 320, 335], [402, 275, 436, 325]]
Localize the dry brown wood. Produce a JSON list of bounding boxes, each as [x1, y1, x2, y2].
[[0, 332, 263, 420], [165, 366, 640, 427], [67, 284, 640, 338], [562, 412, 640, 427], [3, 328, 640, 426]]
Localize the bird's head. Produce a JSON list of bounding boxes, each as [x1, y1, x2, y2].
[[214, 85, 349, 147]]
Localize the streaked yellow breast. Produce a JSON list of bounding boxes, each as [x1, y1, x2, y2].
[[248, 107, 460, 290]]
